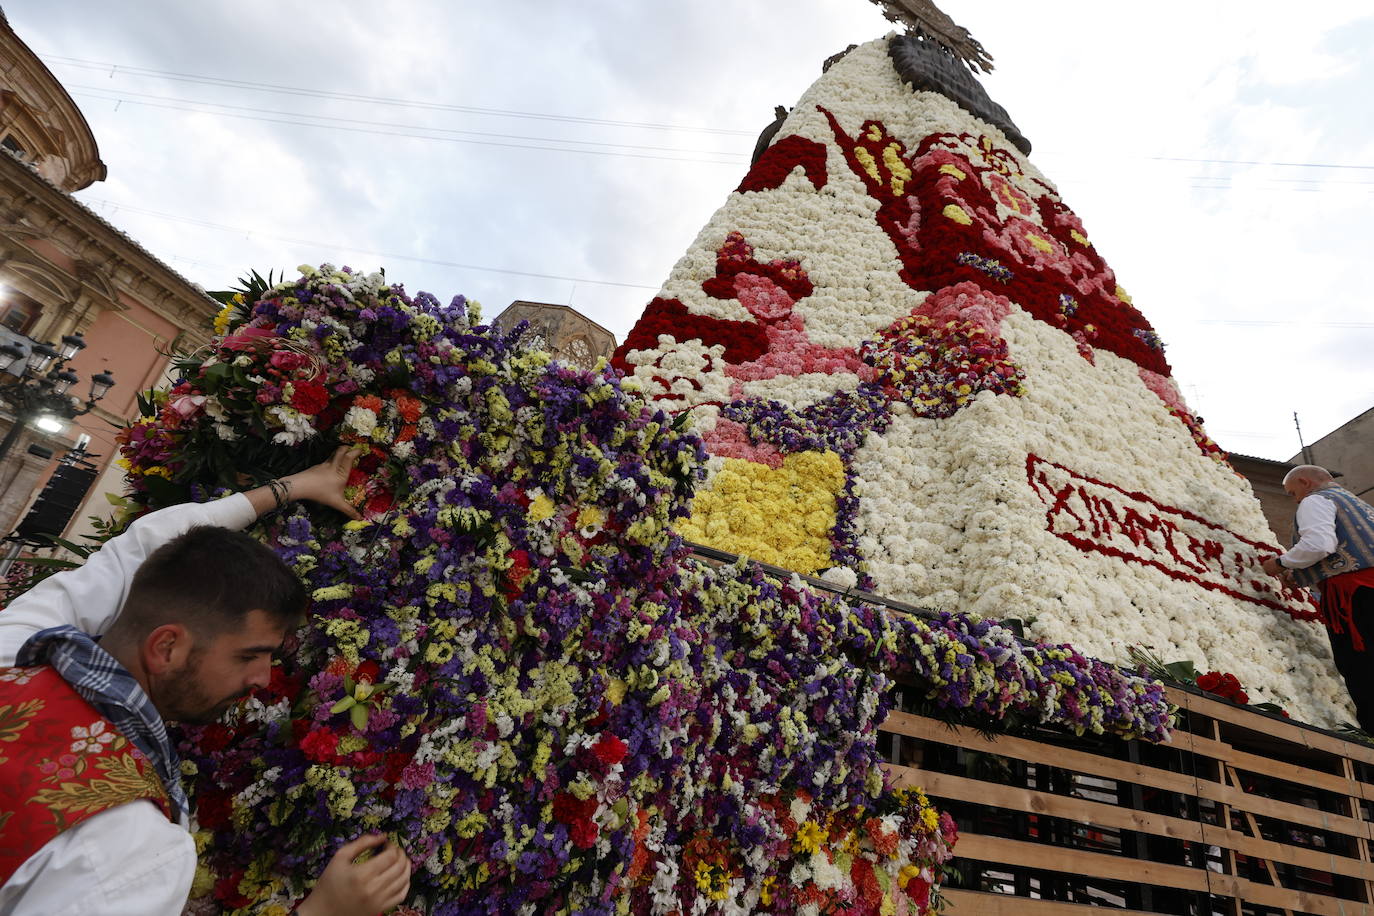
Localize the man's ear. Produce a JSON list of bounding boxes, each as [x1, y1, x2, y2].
[[143, 623, 193, 675]]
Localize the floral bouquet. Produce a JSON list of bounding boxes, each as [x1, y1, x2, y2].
[[113, 265, 1168, 914]]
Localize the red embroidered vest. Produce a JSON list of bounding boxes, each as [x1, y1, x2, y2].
[[0, 665, 172, 885]]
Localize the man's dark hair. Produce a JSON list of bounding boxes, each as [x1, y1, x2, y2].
[[112, 526, 306, 641]]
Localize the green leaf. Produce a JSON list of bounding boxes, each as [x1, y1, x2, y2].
[[12, 557, 83, 570], [1162, 660, 1200, 683], [329, 696, 356, 715], [349, 702, 369, 731]]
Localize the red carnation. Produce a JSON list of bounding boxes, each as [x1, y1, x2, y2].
[[1234, 690, 1249, 705], [382, 751, 412, 783], [300, 727, 341, 764], [196, 789, 232, 830], [364, 490, 394, 516], [354, 660, 380, 684], [592, 733, 628, 767], [905, 874, 931, 909], [1196, 672, 1222, 693], [570, 818, 599, 849], [505, 549, 533, 598], [212, 869, 254, 909], [552, 791, 597, 824], [290, 381, 330, 415], [265, 665, 302, 703], [393, 393, 422, 424], [197, 723, 235, 753]]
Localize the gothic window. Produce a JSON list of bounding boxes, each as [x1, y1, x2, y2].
[[562, 335, 594, 368]]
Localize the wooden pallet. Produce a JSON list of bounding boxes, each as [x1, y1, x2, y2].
[[881, 687, 1374, 915]]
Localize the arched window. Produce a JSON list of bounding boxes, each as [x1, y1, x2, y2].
[[0, 288, 41, 334]]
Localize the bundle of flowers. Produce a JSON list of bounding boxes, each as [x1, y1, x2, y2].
[[113, 264, 948, 914], [1127, 647, 1289, 718], [109, 265, 1173, 914]]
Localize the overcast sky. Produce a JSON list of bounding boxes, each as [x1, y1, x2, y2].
[[8, 0, 1372, 462]]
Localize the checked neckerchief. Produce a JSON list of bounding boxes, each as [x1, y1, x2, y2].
[[17, 625, 189, 823]]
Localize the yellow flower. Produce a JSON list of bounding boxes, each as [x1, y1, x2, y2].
[[942, 204, 973, 225], [679, 451, 844, 574], [528, 493, 556, 523], [605, 677, 628, 707], [213, 302, 236, 337], [312, 584, 353, 602], [577, 505, 606, 530], [794, 819, 828, 854], [760, 875, 777, 905]]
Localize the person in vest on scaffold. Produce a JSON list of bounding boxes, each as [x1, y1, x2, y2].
[[0, 447, 410, 916], [1262, 464, 1374, 731]]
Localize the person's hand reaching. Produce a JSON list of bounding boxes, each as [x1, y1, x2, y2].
[[295, 833, 411, 916], [283, 445, 366, 519]]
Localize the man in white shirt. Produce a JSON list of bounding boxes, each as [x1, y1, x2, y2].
[[0, 447, 410, 915], [1263, 464, 1374, 729]]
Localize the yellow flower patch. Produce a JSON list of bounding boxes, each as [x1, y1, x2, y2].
[[678, 450, 844, 574]]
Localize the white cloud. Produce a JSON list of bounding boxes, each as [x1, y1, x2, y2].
[[7, 0, 1371, 459]]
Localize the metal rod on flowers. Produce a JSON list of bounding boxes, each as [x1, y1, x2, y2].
[[683, 539, 940, 620]]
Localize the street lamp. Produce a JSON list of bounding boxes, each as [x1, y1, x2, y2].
[[0, 334, 114, 466]]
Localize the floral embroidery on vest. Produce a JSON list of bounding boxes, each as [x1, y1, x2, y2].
[[0, 666, 171, 884]]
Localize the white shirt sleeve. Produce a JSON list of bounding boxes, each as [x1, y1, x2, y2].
[[1280, 494, 1339, 569], [0, 801, 195, 916], [0, 494, 256, 664]]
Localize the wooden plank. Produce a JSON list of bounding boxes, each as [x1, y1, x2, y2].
[[1226, 764, 1291, 915], [955, 832, 1229, 894], [1159, 725, 1232, 763], [938, 889, 1157, 915], [1214, 779, 1372, 842], [882, 712, 1374, 841], [1171, 687, 1374, 766], [1229, 745, 1359, 797], [882, 711, 1201, 796], [956, 833, 1370, 916], [1342, 756, 1374, 906], [889, 763, 1208, 843], [888, 764, 1374, 882]]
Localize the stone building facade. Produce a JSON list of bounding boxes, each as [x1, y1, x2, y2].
[[1290, 407, 1374, 509], [492, 301, 616, 370], [0, 13, 218, 537]]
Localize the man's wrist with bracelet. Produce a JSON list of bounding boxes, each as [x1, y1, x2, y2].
[[266, 478, 292, 511]]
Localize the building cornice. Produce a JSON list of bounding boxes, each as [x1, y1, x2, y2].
[[0, 152, 216, 340], [0, 17, 105, 190]]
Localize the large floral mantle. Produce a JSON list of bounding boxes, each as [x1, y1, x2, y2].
[[112, 266, 1172, 915], [611, 38, 1351, 727]]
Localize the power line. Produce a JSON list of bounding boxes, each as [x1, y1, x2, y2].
[[43, 52, 756, 137], [68, 84, 749, 162], [50, 51, 1373, 175], [1197, 319, 1374, 328], [69, 86, 1371, 188], [81, 197, 663, 291], [1039, 149, 1373, 172], [71, 91, 745, 166], [1146, 154, 1374, 172]]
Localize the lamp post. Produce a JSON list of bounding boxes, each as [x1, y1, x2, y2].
[[0, 332, 115, 467]]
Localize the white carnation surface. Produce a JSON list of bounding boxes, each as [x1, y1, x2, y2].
[[626, 38, 1352, 727]]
